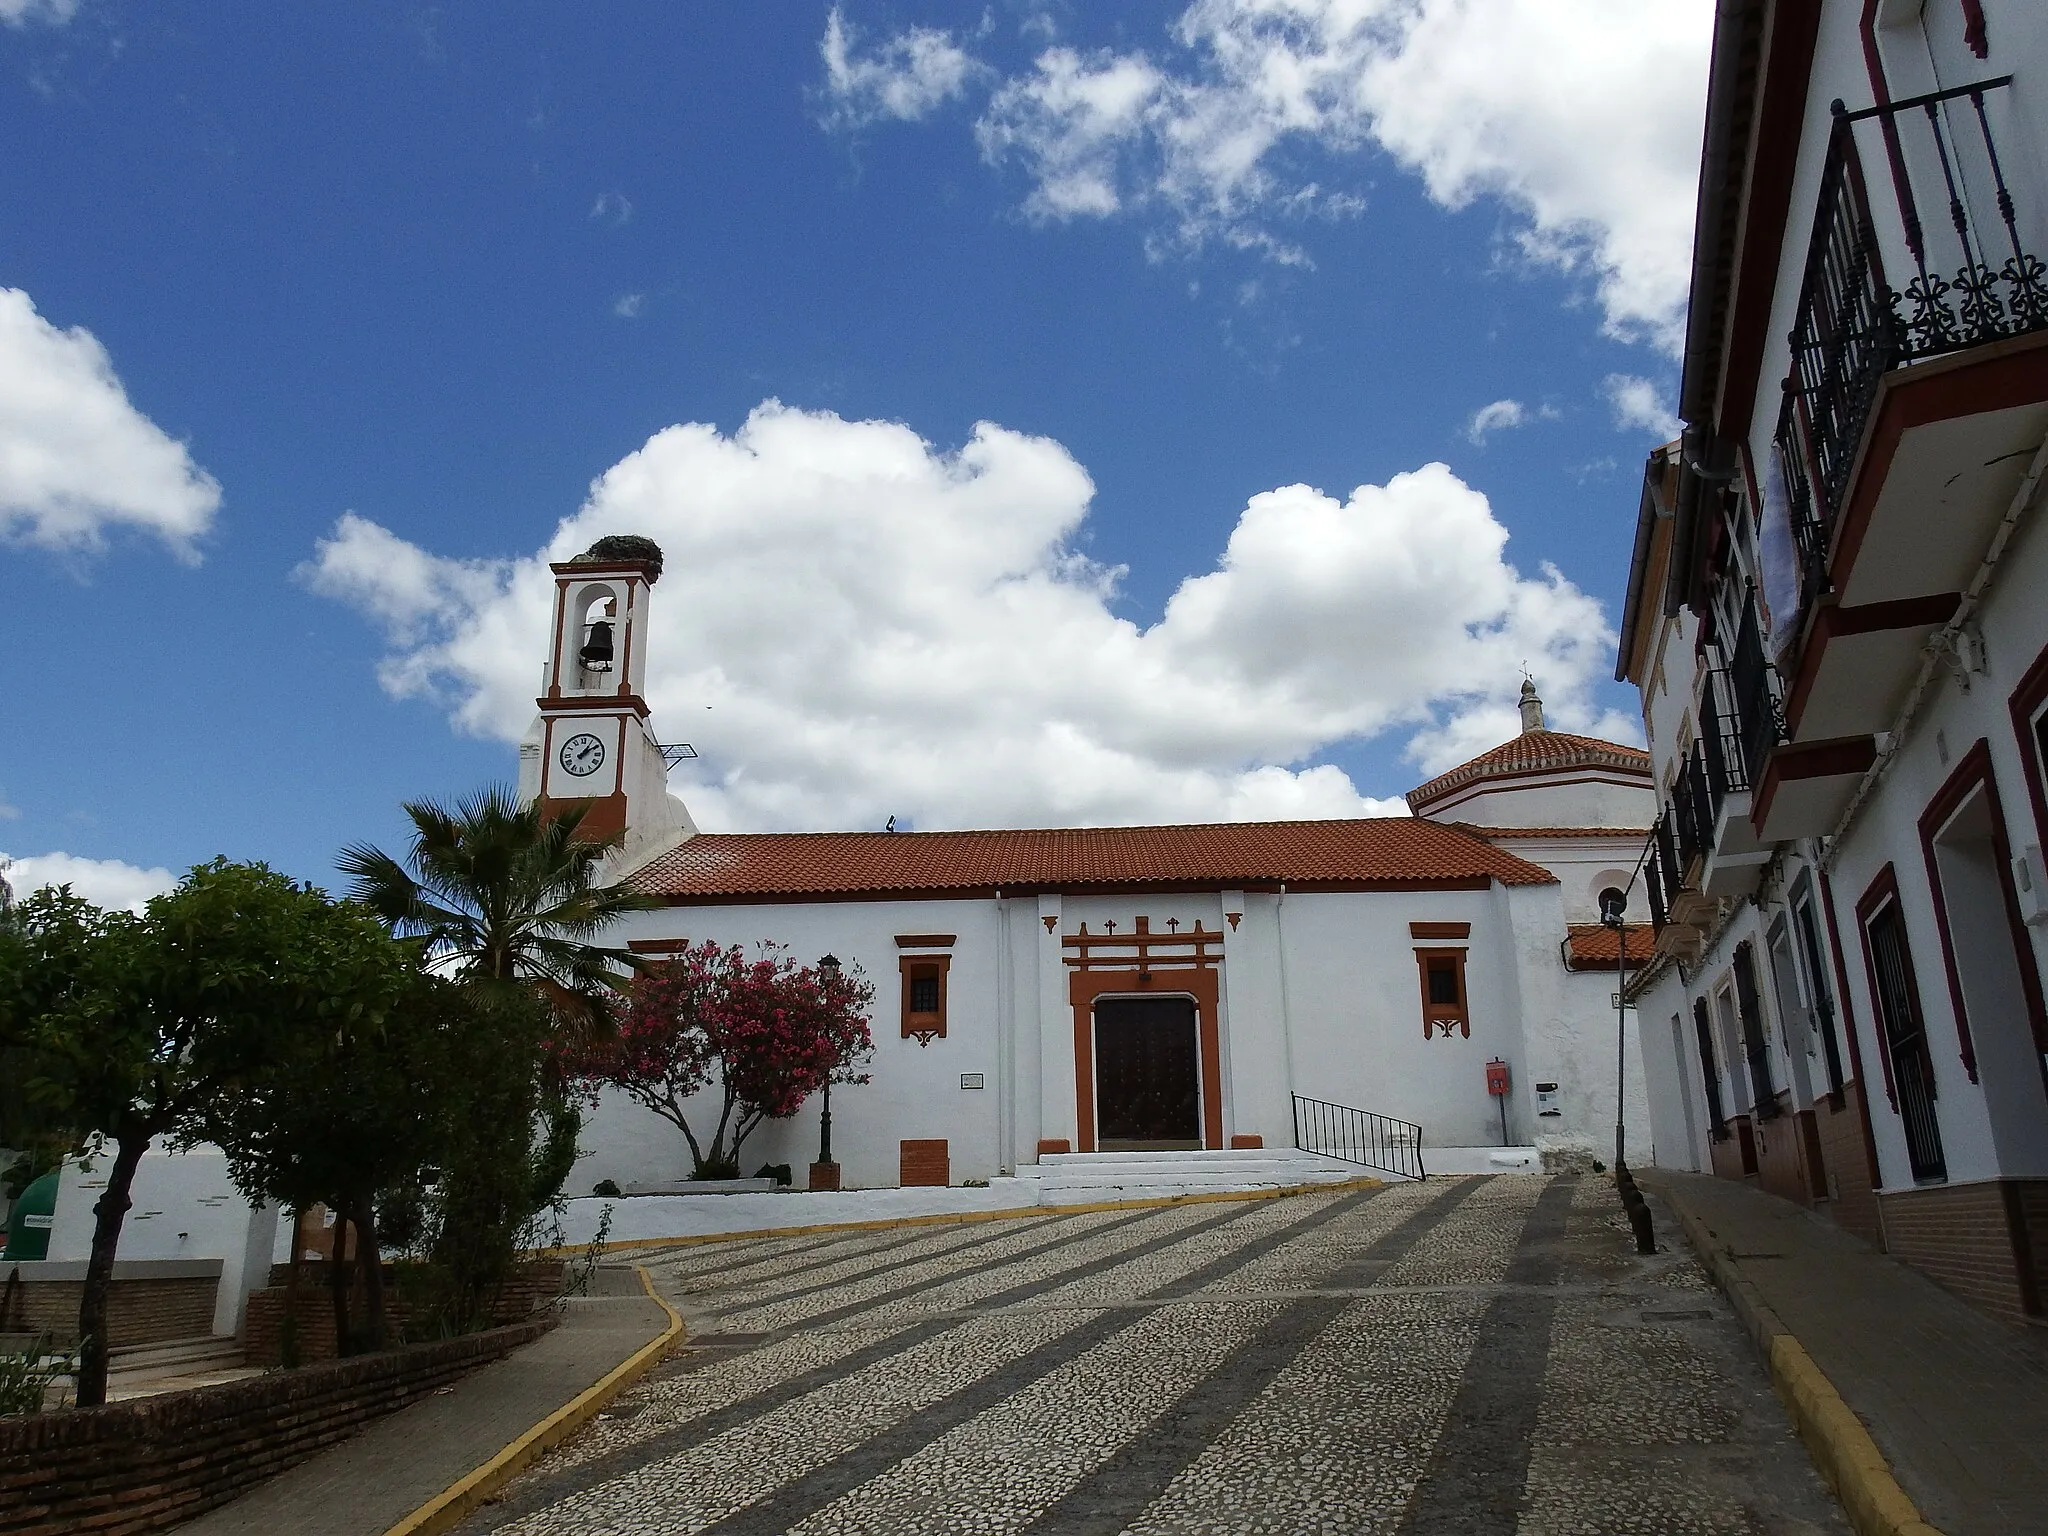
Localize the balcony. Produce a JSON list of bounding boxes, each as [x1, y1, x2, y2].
[[1758, 75, 2045, 840], [1647, 675, 1766, 950]]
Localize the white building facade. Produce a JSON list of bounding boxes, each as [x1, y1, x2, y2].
[[536, 544, 1659, 1194], [1618, 0, 2048, 1321]]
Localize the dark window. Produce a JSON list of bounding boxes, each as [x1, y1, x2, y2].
[[1732, 942, 1779, 1116], [1414, 948, 1470, 1038], [1866, 899, 1947, 1182], [1694, 997, 1729, 1134], [899, 952, 951, 1043], [1426, 960, 1460, 1006], [909, 972, 941, 1014], [1793, 893, 1847, 1098]]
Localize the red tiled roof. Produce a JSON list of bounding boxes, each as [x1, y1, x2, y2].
[[630, 819, 1559, 901], [1563, 923, 1656, 969], [1406, 730, 1651, 811]]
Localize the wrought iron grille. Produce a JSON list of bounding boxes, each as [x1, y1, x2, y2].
[[1645, 815, 1672, 932], [1726, 607, 1785, 785], [1292, 1094, 1425, 1181], [1777, 76, 2046, 562]]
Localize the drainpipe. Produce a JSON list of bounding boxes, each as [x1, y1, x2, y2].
[[1275, 883, 1299, 1117], [1823, 429, 2048, 858], [995, 890, 1012, 1176]]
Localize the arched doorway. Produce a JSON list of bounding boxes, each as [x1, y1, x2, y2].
[[1093, 995, 1202, 1151]]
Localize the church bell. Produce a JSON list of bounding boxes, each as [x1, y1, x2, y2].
[[579, 620, 615, 672]]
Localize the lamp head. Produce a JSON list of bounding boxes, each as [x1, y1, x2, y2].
[[1598, 887, 1628, 928]]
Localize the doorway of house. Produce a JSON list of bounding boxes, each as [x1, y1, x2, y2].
[[1094, 995, 1202, 1150]]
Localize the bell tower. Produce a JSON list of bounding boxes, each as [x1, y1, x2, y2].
[[518, 535, 694, 854]]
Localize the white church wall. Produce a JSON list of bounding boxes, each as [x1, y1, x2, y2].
[[1221, 888, 1292, 1148], [1274, 887, 1521, 1148], [590, 895, 1017, 1189], [1500, 882, 1653, 1167], [1421, 776, 1651, 830]]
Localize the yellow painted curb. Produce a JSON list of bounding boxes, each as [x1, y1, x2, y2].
[[1644, 1174, 1944, 1536], [1768, 1333, 1944, 1536], [381, 1265, 685, 1536], [541, 1175, 1386, 1258]]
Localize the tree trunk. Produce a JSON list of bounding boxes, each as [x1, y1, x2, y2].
[[355, 1194, 387, 1352], [281, 1211, 305, 1369], [74, 1131, 149, 1408], [327, 1207, 355, 1357]]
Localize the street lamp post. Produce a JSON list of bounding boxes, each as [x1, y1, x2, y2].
[[1600, 890, 1629, 1173], [810, 954, 841, 1192]]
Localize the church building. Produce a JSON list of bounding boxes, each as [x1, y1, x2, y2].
[[534, 539, 1664, 1192]]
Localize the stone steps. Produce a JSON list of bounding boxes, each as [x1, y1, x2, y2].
[[1022, 1147, 1378, 1204]]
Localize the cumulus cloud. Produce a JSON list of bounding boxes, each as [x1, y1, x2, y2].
[[1603, 372, 1680, 439], [0, 0, 80, 26], [827, 1, 1709, 350], [0, 288, 222, 559], [2, 852, 177, 913], [1464, 399, 1524, 443], [613, 293, 646, 319], [590, 191, 633, 224], [305, 401, 1627, 833], [817, 5, 981, 129]]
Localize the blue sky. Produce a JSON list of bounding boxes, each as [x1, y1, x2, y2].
[[0, 1, 1708, 906]]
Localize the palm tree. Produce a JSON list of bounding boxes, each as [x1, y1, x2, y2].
[[338, 786, 657, 1009], [336, 787, 660, 1325]]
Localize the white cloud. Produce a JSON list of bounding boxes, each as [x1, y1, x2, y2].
[[833, 1, 1709, 350], [818, 5, 981, 130], [1464, 399, 1525, 444], [0, 288, 222, 559], [613, 293, 646, 319], [0, 0, 80, 26], [590, 191, 633, 224], [1603, 372, 1681, 439], [306, 401, 1628, 833], [2, 852, 177, 914]]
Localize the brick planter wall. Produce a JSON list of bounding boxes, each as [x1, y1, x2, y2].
[[0, 1316, 551, 1536], [242, 1258, 566, 1367], [0, 1278, 216, 1351]]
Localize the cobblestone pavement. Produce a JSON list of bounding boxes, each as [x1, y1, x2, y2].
[[461, 1178, 1848, 1535]]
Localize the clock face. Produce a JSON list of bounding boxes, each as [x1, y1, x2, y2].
[[558, 733, 607, 778]]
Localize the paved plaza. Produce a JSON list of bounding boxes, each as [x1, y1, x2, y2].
[[462, 1178, 1847, 1535]]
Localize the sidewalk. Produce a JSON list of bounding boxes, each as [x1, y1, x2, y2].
[[174, 1270, 673, 1536], [1642, 1168, 2048, 1535]]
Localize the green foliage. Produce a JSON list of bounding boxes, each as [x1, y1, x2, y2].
[[0, 1334, 74, 1417]]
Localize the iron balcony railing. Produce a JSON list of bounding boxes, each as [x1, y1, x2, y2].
[[1777, 76, 2047, 610], [1293, 1095, 1424, 1181]]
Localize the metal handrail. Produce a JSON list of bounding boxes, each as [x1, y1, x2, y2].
[[1292, 1094, 1425, 1181]]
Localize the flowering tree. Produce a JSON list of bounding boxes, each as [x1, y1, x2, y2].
[[564, 941, 874, 1179]]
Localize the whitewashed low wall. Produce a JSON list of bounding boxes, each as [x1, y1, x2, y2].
[[555, 1182, 1042, 1246]]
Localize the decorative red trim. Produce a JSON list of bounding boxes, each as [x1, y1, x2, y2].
[[1826, 334, 2048, 606], [626, 937, 694, 954], [2010, 638, 2048, 861], [1853, 863, 1916, 1114], [1069, 969, 1223, 1153], [1751, 735, 1878, 830], [1408, 922, 1472, 939], [1784, 597, 1958, 737], [1821, 867, 1885, 1126], [535, 692, 652, 720], [1413, 948, 1471, 1039], [899, 953, 950, 1045], [1960, 0, 1988, 58], [1035, 1138, 1071, 1158], [894, 933, 957, 949], [1916, 739, 2048, 1075]]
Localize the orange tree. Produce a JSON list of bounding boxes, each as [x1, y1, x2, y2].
[[561, 941, 874, 1180]]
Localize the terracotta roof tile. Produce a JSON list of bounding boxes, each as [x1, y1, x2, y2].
[[1406, 730, 1651, 811], [631, 818, 1559, 901], [1563, 923, 1656, 969]]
